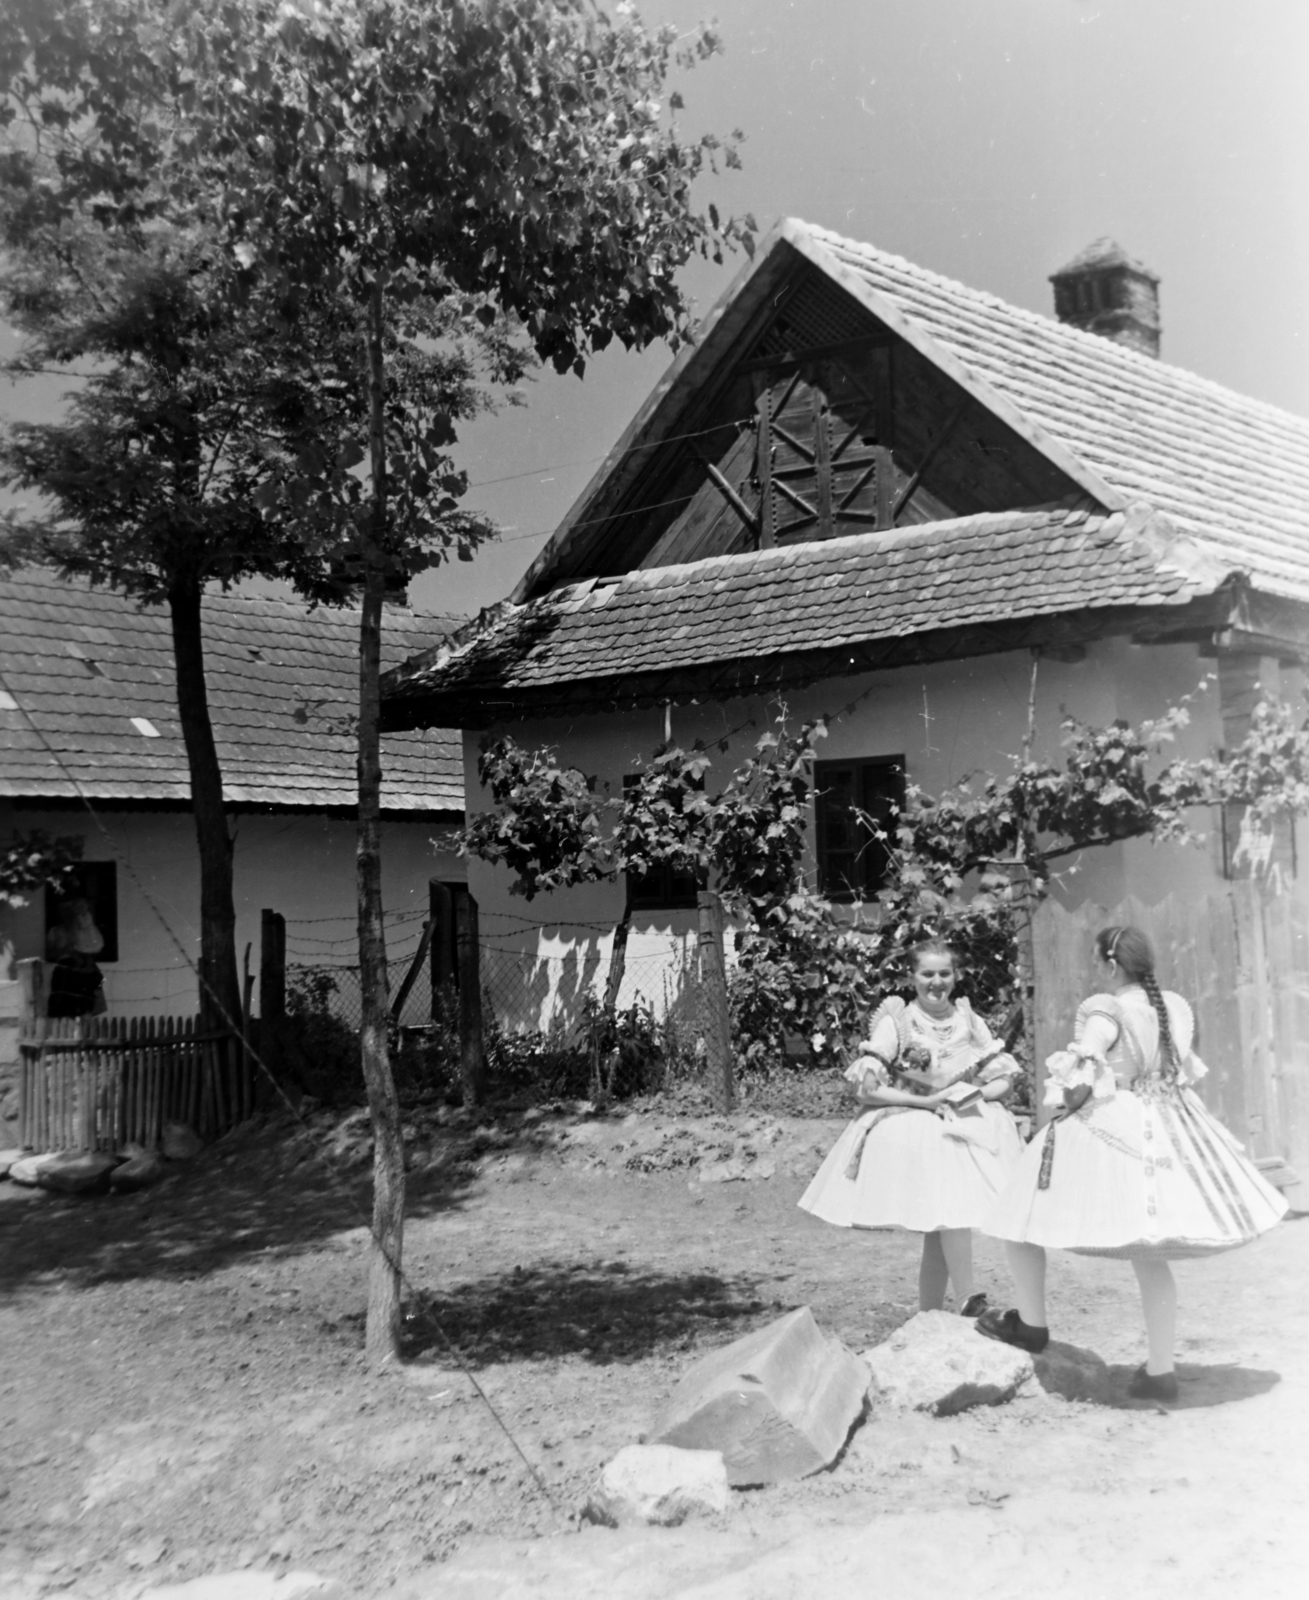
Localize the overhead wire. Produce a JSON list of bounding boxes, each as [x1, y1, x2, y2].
[[0, 661, 563, 1519]]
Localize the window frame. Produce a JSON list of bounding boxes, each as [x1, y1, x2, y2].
[[813, 755, 906, 903], [44, 859, 119, 963], [622, 773, 702, 912]]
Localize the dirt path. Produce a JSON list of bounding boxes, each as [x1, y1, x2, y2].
[[2, 1103, 1306, 1599]]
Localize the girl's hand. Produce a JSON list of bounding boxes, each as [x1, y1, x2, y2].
[[1062, 1084, 1092, 1116]]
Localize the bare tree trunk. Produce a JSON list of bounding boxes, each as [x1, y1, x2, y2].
[[697, 889, 735, 1111], [360, 276, 404, 1365], [594, 887, 633, 1102], [168, 574, 241, 1034]]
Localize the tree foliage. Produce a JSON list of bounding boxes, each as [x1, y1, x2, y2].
[[464, 718, 824, 915], [0, 830, 84, 909]]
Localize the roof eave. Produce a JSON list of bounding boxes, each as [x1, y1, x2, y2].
[[380, 589, 1241, 733]]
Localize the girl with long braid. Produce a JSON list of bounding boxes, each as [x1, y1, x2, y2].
[[978, 925, 1287, 1400]]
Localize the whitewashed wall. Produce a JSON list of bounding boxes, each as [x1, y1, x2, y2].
[[462, 636, 1288, 1030], [0, 804, 465, 1018]]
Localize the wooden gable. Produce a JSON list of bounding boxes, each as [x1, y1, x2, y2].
[[527, 253, 1100, 591]]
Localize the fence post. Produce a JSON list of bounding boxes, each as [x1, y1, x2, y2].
[[430, 881, 456, 999], [697, 889, 735, 1112], [16, 957, 45, 1026], [259, 909, 286, 1078], [454, 887, 484, 1106]]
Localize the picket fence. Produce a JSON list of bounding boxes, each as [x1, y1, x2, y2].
[[18, 1014, 254, 1153]]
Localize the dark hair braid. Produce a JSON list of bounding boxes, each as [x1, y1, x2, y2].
[[1096, 924, 1179, 1078], [1138, 971, 1179, 1078]]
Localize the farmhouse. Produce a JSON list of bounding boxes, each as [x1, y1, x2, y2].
[[380, 221, 1309, 1180], [0, 570, 465, 1027]]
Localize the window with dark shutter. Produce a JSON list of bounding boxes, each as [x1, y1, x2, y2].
[[814, 757, 905, 901]]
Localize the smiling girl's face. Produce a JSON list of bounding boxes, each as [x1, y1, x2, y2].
[[913, 952, 956, 1010]]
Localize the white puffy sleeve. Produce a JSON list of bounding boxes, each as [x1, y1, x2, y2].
[[960, 1002, 1019, 1082], [1043, 993, 1121, 1107], [844, 999, 902, 1087]]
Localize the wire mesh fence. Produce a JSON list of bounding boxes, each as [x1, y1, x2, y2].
[[283, 917, 710, 1102]]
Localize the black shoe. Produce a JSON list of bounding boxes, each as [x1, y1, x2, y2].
[[1128, 1365, 1178, 1403], [975, 1307, 1049, 1354], [960, 1292, 989, 1318]]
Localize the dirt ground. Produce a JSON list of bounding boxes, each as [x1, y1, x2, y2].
[[2, 1091, 1307, 1600]]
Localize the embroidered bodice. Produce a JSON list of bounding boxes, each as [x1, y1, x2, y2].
[[845, 997, 1016, 1090]]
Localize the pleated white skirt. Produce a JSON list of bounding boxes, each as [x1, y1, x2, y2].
[[799, 1103, 1025, 1233], [983, 1086, 1288, 1259]]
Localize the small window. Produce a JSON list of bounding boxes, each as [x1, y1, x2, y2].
[[45, 860, 118, 963], [814, 757, 905, 901], [623, 774, 701, 911]]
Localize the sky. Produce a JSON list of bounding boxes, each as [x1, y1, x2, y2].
[[3, 0, 1306, 620], [421, 0, 1309, 618]]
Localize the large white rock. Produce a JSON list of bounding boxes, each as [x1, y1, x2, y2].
[[7, 1151, 61, 1187], [587, 1444, 730, 1527], [652, 1306, 869, 1486], [863, 1310, 1034, 1417], [0, 1146, 25, 1180]]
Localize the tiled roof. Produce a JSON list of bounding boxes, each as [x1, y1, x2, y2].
[[383, 504, 1231, 727], [1, 570, 463, 813], [803, 225, 1309, 599]]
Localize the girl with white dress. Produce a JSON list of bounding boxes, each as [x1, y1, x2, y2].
[[979, 925, 1288, 1401], [800, 941, 1024, 1313]]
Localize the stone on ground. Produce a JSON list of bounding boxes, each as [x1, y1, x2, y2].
[[651, 1306, 868, 1486], [7, 1151, 62, 1187], [36, 1151, 121, 1196], [142, 1571, 341, 1600], [863, 1310, 1034, 1417], [1032, 1340, 1112, 1404], [162, 1121, 203, 1160], [110, 1150, 170, 1192], [586, 1443, 730, 1527], [0, 1146, 25, 1180]]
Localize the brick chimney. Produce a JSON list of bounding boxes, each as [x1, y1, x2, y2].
[[1050, 238, 1160, 358]]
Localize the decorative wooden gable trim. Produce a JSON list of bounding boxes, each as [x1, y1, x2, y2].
[[513, 221, 1124, 601], [779, 223, 1128, 515]]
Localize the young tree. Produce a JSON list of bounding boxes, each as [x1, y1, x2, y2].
[[188, 0, 752, 1360]]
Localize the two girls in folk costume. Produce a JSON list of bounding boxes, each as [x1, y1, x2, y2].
[[979, 925, 1288, 1402], [800, 941, 1024, 1314]]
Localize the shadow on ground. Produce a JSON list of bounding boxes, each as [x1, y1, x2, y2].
[[400, 1258, 784, 1368], [0, 1111, 485, 1294], [1105, 1361, 1281, 1410]]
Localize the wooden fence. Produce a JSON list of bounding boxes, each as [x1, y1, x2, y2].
[[18, 1015, 254, 1153], [1032, 882, 1309, 1175]]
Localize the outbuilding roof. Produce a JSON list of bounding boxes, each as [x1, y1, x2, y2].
[[1, 569, 462, 814]]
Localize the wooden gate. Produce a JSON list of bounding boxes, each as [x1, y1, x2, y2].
[[18, 1014, 253, 1153], [1032, 883, 1309, 1174]]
